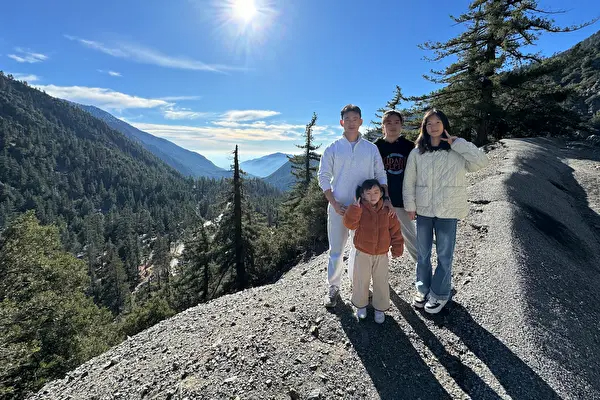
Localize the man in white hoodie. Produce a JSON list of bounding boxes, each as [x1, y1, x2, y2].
[[318, 104, 392, 308]]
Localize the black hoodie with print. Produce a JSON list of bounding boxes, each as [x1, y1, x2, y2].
[[374, 136, 415, 208]]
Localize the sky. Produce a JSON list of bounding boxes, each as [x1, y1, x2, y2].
[[1, 0, 598, 168]]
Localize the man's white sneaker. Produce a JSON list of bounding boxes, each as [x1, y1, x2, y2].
[[413, 292, 427, 308], [374, 310, 385, 324], [357, 307, 367, 319], [324, 285, 339, 308], [424, 298, 448, 314]]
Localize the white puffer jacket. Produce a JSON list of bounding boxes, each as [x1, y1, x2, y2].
[[402, 138, 489, 219]]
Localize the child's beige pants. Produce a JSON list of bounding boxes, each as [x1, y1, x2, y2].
[[351, 251, 390, 311]]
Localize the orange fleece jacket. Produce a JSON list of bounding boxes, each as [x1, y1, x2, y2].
[[343, 199, 404, 257]]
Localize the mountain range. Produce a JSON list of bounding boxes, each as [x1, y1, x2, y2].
[[263, 159, 321, 191], [76, 104, 231, 179], [240, 152, 290, 178]]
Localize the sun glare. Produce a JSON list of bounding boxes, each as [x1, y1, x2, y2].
[[210, 0, 279, 56], [232, 0, 258, 23]]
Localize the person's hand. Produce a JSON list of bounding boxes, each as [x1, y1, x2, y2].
[[333, 201, 347, 216], [407, 211, 416, 220], [439, 129, 458, 145], [383, 198, 396, 217], [353, 196, 361, 208]]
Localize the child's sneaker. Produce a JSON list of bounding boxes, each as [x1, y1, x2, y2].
[[323, 285, 339, 308], [357, 307, 367, 319], [413, 292, 427, 308], [374, 310, 385, 324], [424, 297, 448, 314]]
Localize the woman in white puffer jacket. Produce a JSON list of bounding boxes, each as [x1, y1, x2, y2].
[[402, 109, 489, 314]]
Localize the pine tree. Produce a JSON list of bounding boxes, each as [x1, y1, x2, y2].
[[232, 145, 245, 290], [288, 112, 321, 196], [97, 241, 129, 315], [410, 0, 595, 145], [275, 112, 329, 258], [0, 212, 118, 398], [212, 146, 257, 293], [173, 221, 213, 310]]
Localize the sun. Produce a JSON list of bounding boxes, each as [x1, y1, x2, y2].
[[210, 0, 279, 55], [232, 0, 258, 23]]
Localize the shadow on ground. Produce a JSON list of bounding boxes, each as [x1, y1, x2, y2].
[[336, 299, 452, 400], [391, 291, 562, 400]]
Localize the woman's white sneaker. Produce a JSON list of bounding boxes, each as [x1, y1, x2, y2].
[[413, 292, 427, 308], [424, 298, 448, 314]]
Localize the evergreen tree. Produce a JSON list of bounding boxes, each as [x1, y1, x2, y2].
[[151, 235, 171, 291], [173, 221, 213, 310], [212, 146, 257, 294], [288, 112, 321, 196], [97, 241, 129, 315], [0, 212, 118, 398], [232, 145, 246, 290], [410, 0, 595, 144], [271, 111, 329, 269]]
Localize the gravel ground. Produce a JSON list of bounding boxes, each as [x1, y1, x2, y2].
[[29, 138, 600, 400]]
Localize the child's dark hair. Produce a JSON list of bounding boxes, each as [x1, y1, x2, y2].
[[355, 179, 384, 201], [415, 109, 451, 154], [341, 104, 362, 119]]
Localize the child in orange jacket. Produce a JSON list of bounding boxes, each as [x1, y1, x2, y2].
[[343, 179, 404, 323]]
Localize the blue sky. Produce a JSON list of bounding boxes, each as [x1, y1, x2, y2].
[[1, 0, 598, 168]]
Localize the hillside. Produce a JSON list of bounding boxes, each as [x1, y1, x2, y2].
[[240, 152, 290, 177], [30, 138, 600, 400], [0, 73, 198, 243], [550, 29, 600, 127], [76, 104, 231, 179], [263, 159, 320, 191], [263, 160, 294, 191]]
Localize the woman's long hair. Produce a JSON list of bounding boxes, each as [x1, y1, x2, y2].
[[415, 109, 452, 154]]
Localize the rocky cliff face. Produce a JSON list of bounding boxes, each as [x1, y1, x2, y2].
[[30, 138, 600, 400]]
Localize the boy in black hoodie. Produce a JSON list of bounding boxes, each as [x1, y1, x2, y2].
[[374, 110, 417, 262]]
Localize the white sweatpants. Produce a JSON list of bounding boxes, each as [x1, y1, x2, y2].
[[326, 203, 356, 288]]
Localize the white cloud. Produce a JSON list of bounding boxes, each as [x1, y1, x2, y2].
[[212, 120, 303, 130], [131, 121, 302, 143], [221, 110, 281, 121], [159, 95, 202, 101], [32, 82, 207, 119], [163, 110, 213, 120], [35, 84, 170, 110], [64, 35, 246, 73], [10, 73, 40, 82], [65, 35, 126, 57], [8, 48, 48, 63], [97, 69, 122, 77]]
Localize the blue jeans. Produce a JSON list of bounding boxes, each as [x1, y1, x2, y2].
[[415, 216, 457, 301]]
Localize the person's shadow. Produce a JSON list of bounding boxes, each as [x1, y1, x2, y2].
[[390, 290, 563, 400], [336, 299, 453, 399]]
